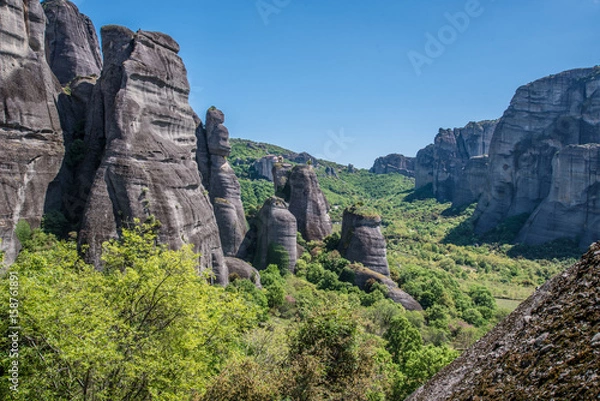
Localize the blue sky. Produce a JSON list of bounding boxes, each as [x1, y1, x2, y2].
[[70, 0, 599, 168]]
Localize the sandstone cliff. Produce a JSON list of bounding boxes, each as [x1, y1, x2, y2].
[[78, 26, 226, 282], [286, 165, 332, 242], [415, 120, 497, 205], [407, 242, 600, 400], [474, 68, 600, 247], [42, 0, 102, 85], [196, 108, 247, 257], [0, 0, 64, 263], [370, 153, 415, 177]]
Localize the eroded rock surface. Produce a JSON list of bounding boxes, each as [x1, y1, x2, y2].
[[415, 120, 497, 205], [43, 0, 102, 85], [352, 265, 422, 311], [370, 154, 415, 177], [407, 242, 600, 400], [286, 165, 332, 241], [338, 207, 389, 276], [196, 108, 247, 257], [0, 0, 64, 263], [225, 257, 262, 288], [78, 27, 226, 282], [474, 68, 600, 246]]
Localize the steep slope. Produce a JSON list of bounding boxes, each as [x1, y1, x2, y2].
[[78, 26, 226, 282], [407, 242, 600, 400], [474, 68, 600, 247], [0, 0, 64, 263]]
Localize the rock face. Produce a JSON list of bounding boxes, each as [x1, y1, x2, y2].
[[78, 27, 226, 283], [517, 144, 600, 247], [42, 0, 102, 85], [196, 108, 247, 257], [415, 120, 497, 205], [407, 242, 600, 400], [251, 155, 279, 181], [370, 154, 415, 177], [474, 68, 600, 247], [338, 207, 389, 277], [0, 0, 64, 263], [286, 165, 332, 241], [251, 197, 297, 272], [352, 265, 422, 311], [272, 162, 293, 197]]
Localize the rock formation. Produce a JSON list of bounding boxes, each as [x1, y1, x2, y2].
[[286, 165, 332, 241], [370, 154, 415, 177], [338, 206, 389, 276], [272, 162, 293, 197], [196, 108, 247, 257], [0, 0, 64, 263], [225, 257, 262, 288], [352, 265, 422, 311], [42, 0, 102, 85], [415, 120, 497, 205], [43, 0, 102, 228], [474, 68, 600, 247], [407, 242, 600, 400], [517, 144, 600, 247], [78, 26, 226, 283], [250, 197, 298, 272], [251, 155, 279, 181]]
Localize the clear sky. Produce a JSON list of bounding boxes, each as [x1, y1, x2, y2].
[[69, 0, 600, 168]]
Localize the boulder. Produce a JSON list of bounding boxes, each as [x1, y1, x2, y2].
[[370, 153, 415, 177], [286, 165, 332, 241], [338, 207, 389, 276], [78, 27, 226, 283], [407, 242, 600, 400], [42, 0, 102, 85], [353, 265, 422, 311], [0, 0, 64, 263], [225, 257, 262, 288], [474, 68, 600, 245]]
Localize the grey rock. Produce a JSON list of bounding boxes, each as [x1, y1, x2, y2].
[[517, 144, 600, 248], [415, 120, 497, 205], [272, 162, 293, 197], [591, 333, 600, 347], [407, 242, 600, 400], [251, 155, 279, 181], [43, 0, 102, 85], [347, 164, 356, 173], [325, 166, 338, 178], [225, 257, 262, 288], [0, 0, 64, 263], [475, 68, 600, 245], [353, 265, 422, 311], [338, 207, 389, 276], [286, 165, 332, 241], [78, 27, 226, 283], [370, 153, 416, 177], [251, 197, 298, 272], [286, 151, 318, 167], [195, 108, 247, 257]]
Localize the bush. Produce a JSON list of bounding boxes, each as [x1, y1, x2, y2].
[[14, 220, 32, 245]]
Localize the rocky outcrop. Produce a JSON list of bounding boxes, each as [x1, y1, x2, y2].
[[286, 165, 332, 241], [517, 144, 600, 247], [225, 257, 262, 288], [415, 120, 497, 205], [352, 265, 422, 311], [0, 0, 64, 263], [338, 206, 389, 276], [251, 197, 297, 272], [474, 68, 600, 246], [272, 162, 293, 197], [370, 154, 415, 177], [42, 0, 102, 85], [407, 242, 600, 400], [196, 108, 247, 257], [78, 27, 226, 283], [251, 155, 279, 181]]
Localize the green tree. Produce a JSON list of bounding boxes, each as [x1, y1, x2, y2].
[[384, 315, 423, 368]]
